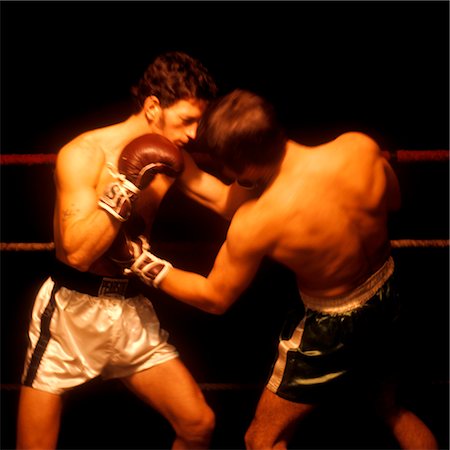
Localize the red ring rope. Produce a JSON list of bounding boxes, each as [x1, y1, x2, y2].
[[1, 150, 447, 251], [0, 150, 448, 165], [0, 240, 448, 252], [0, 154, 57, 165], [381, 150, 449, 163]]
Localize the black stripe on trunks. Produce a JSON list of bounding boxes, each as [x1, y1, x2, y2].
[[23, 282, 59, 387]]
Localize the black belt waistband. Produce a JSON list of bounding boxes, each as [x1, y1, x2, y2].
[[51, 260, 141, 299]]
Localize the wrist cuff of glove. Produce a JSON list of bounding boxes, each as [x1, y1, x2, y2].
[[98, 179, 140, 222], [153, 262, 172, 288], [131, 249, 172, 288]]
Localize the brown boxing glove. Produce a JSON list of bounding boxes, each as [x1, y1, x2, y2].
[[105, 230, 135, 272], [98, 134, 184, 222], [108, 233, 172, 288]]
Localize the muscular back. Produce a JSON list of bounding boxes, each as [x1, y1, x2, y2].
[[252, 132, 399, 297]]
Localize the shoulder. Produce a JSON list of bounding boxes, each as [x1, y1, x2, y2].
[[226, 199, 276, 255], [55, 132, 108, 188], [56, 132, 105, 172], [335, 131, 381, 153]]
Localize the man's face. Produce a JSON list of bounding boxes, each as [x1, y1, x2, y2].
[[157, 98, 208, 148]]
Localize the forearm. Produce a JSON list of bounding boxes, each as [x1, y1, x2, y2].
[[159, 267, 232, 315], [59, 208, 121, 270], [178, 178, 232, 218], [178, 150, 257, 220], [179, 182, 258, 221], [125, 223, 257, 316]]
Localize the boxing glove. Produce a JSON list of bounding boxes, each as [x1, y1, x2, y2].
[[105, 230, 135, 270], [119, 235, 172, 288], [99, 134, 184, 222]]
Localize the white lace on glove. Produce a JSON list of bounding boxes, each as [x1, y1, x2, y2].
[[98, 164, 141, 222], [127, 235, 172, 288]]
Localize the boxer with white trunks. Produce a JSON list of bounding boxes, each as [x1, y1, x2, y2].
[[18, 52, 250, 450], [19, 131, 213, 450]]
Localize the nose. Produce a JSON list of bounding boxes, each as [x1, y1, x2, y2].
[[185, 122, 199, 140]]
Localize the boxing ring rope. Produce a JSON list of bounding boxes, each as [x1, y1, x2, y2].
[[1, 149, 449, 166], [1, 150, 448, 251], [1, 240, 448, 252], [1, 150, 448, 393]]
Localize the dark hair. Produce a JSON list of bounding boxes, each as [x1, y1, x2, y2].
[[197, 89, 286, 173], [132, 51, 218, 109]]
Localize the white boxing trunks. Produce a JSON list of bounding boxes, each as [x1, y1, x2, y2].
[[22, 276, 179, 395]]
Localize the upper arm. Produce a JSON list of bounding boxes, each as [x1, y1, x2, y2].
[[55, 143, 104, 235], [204, 203, 270, 304]]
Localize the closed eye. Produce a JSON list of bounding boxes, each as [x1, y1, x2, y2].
[[180, 116, 197, 125]]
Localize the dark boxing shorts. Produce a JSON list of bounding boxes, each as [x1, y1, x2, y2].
[[266, 257, 400, 404]]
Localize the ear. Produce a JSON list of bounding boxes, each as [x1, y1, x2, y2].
[[143, 96, 161, 122]]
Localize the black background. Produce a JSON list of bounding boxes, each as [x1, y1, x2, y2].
[[1, 2, 449, 449], [1, 0, 449, 154]]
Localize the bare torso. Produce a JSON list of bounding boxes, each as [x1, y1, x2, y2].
[[248, 132, 395, 297], [53, 123, 173, 276]]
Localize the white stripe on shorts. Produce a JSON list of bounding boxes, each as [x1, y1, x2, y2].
[[266, 316, 306, 393]]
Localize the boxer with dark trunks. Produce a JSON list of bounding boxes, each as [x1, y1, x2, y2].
[[17, 53, 257, 450], [267, 256, 398, 404], [135, 89, 439, 449]]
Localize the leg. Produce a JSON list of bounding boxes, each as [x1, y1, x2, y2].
[[122, 357, 215, 449], [376, 382, 439, 450], [16, 386, 63, 450], [245, 387, 316, 450], [385, 408, 439, 450]]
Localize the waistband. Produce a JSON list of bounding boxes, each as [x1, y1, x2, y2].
[[51, 260, 141, 299], [300, 257, 395, 314]]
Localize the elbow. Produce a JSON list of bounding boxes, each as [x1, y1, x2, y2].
[[64, 250, 92, 272], [202, 293, 235, 315], [66, 255, 90, 272], [60, 236, 99, 272]]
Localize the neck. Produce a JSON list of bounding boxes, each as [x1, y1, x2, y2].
[[260, 158, 283, 190], [283, 140, 309, 163], [120, 112, 155, 137]]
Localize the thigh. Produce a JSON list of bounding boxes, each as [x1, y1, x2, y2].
[[17, 386, 63, 449], [121, 357, 209, 425], [248, 387, 316, 447]]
